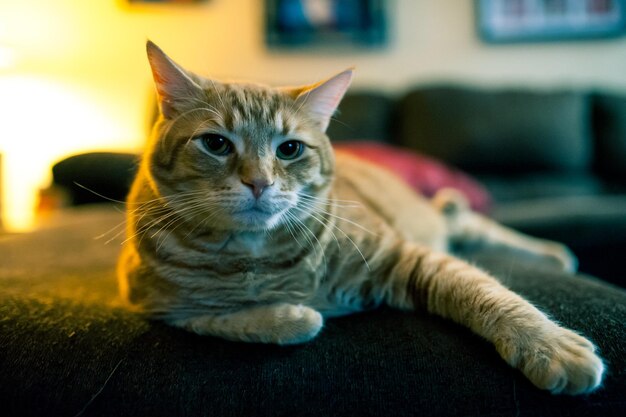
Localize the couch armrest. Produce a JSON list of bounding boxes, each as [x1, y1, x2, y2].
[[52, 152, 139, 205]]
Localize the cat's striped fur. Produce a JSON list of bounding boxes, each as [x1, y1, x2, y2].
[[118, 41, 604, 395]]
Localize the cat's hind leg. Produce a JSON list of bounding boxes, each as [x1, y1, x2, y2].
[[432, 189, 577, 272], [167, 303, 323, 345]]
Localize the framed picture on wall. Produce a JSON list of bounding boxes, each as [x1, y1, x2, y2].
[[476, 0, 626, 43], [265, 0, 387, 49]]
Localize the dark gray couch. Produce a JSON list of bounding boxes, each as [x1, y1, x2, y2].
[[328, 86, 626, 287], [3, 85, 625, 416], [1, 206, 625, 417]]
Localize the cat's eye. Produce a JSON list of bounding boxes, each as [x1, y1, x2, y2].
[[198, 134, 233, 156], [276, 140, 304, 160]]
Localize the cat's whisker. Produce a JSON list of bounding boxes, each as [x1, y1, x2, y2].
[[285, 210, 318, 253], [297, 192, 363, 208], [185, 97, 223, 118], [292, 205, 340, 249], [291, 205, 370, 271], [327, 114, 353, 130], [194, 107, 225, 126], [283, 211, 313, 251], [287, 209, 332, 277], [207, 78, 228, 114], [160, 107, 224, 152], [284, 210, 328, 276], [298, 198, 363, 208], [150, 198, 222, 248], [95, 218, 127, 241], [298, 197, 362, 209], [73, 182, 128, 205], [97, 200, 176, 244], [122, 197, 202, 245], [284, 211, 319, 255], [298, 199, 362, 209], [296, 199, 378, 237], [183, 205, 225, 239], [284, 88, 313, 127], [184, 119, 221, 147], [144, 210, 193, 249], [287, 207, 327, 245], [281, 213, 306, 251], [153, 205, 201, 250], [154, 199, 226, 249]]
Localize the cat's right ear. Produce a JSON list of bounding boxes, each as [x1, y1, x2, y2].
[[288, 68, 354, 132], [146, 40, 203, 119]]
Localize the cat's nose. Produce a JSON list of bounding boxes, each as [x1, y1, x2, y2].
[[241, 178, 273, 199]]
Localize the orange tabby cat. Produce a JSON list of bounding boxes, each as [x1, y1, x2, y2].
[[118, 41, 604, 395]]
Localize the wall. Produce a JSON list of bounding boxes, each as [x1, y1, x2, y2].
[[195, 1, 626, 91], [3, 0, 626, 144], [1, 0, 625, 230]]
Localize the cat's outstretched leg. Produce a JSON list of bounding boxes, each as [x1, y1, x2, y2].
[[167, 304, 323, 345], [373, 244, 604, 395], [432, 189, 577, 272]]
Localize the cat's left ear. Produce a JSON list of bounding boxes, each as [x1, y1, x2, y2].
[[293, 68, 354, 132], [146, 40, 204, 119]]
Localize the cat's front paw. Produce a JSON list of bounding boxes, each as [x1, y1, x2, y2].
[[265, 304, 323, 345], [498, 324, 604, 395]]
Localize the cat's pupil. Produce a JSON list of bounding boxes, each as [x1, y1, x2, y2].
[[277, 140, 303, 160], [202, 134, 232, 156]]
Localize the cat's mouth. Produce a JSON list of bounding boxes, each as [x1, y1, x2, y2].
[[240, 207, 271, 215], [231, 205, 282, 230], [234, 202, 273, 215]]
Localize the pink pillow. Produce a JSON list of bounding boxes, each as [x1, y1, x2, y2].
[[333, 142, 492, 213]]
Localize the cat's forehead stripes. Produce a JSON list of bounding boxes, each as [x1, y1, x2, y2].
[[206, 83, 298, 138]]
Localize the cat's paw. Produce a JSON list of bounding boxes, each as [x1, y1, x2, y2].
[[498, 324, 604, 395], [264, 304, 323, 345], [544, 242, 578, 273]]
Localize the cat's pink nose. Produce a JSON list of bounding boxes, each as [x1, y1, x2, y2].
[[241, 178, 273, 199]]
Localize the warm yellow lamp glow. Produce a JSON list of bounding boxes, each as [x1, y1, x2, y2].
[[0, 46, 16, 69], [0, 1, 152, 232], [0, 76, 138, 232]]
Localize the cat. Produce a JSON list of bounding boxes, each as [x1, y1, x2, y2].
[[117, 40, 605, 395]]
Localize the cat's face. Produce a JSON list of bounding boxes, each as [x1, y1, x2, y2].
[[144, 41, 352, 233]]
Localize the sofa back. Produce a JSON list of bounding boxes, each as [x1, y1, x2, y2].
[[592, 93, 626, 181], [328, 86, 626, 182], [327, 92, 395, 143], [394, 87, 591, 174]]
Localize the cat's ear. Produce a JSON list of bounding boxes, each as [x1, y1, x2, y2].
[[146, 40, 204, 119], [293, 68, 354, 132]]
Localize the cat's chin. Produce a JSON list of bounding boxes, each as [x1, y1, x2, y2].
[[230, 207, 283, 232]]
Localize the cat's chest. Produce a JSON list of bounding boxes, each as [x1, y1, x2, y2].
[[158, 231, 320, 284], [164, 247, 321, 307], [220, 233, 269, 257]]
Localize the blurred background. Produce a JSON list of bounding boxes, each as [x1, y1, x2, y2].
[[1, 0, 625, 232]]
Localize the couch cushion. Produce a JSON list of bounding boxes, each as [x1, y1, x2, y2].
[[477, 172, 604, 203], [395, 86, 592, 174], [492, 194, 626, 245], [593, 92, 626, 183], [0, 207, 625, 417], [326, 92, 394, 143], [490, 195, 626, 288], [52, 152, 139, 205]]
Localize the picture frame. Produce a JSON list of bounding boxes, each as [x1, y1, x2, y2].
[[476, 0, 626, 43], [265, 0, 387, 50]]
